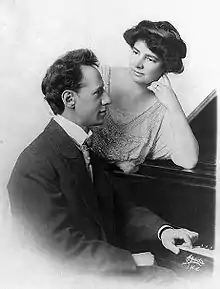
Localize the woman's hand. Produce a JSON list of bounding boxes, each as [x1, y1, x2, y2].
[[149, 75, 180, 110]]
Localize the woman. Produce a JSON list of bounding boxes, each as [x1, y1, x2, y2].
[[92, 20, 199, 173]]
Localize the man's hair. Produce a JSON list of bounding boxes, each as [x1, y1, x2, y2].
[[41, 49, 99, 115], [123, 20, 187, 74]]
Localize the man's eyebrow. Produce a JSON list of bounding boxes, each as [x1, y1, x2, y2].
[[92, 85, 104, 95]]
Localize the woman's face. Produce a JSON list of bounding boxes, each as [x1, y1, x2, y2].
[[129, 40, 164, 86]]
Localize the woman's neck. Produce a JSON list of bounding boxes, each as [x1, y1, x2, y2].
[[126, 68, 152, 98], [110, 67, 155, 113]]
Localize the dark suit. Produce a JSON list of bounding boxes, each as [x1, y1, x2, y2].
[[8, 119, 167, 273]]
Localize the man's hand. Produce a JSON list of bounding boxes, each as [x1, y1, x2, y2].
[[161, 228, 199, 254]]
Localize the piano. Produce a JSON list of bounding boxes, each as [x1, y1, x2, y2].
[[107, 89, 217, 275]]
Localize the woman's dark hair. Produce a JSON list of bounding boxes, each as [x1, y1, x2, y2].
[[123, 20, 187, 74], [41, 49, 99, 115]]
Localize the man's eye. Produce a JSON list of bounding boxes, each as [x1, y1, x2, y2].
[[96, 89, 104, 97], [133, 50, 138, 55]]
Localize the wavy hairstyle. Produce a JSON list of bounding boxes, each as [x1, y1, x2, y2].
[[123, 20, 187, 74], [42, 49, 99, 115]]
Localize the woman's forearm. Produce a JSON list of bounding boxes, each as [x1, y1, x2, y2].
[[149, 75, 199, 169], [167, 102, 199, 169]]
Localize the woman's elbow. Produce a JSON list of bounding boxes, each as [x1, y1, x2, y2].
[[180, 158, 198, 169], [173, 141, 199, 169], [173, 152, 199, 169]]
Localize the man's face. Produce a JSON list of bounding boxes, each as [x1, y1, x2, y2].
[[74, 65, 111, 127]]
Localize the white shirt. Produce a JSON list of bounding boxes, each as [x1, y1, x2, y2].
[[54, 115, 92, 145], [54, 115, 93, 181]]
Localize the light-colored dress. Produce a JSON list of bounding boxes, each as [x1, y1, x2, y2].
[[92, 66, 175, 173]]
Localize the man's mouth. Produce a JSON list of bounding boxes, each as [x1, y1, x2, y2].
[[99, 110, 106, 115]]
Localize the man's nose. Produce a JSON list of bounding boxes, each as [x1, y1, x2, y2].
[[102, 91, 111, 105]]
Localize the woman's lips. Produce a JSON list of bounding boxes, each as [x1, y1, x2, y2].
[[132, 70, 144, 76]]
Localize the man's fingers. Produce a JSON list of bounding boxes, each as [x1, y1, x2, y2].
[[163, 241, 180, 255], [178, 232, 192, 248], [161, 228, 199, 255], [187, 230, 199, 241], [182, 228, 198, 236], [178, 229, 199, 245]]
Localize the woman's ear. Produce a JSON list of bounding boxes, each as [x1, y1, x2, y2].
[[61, 90, 76, 109]]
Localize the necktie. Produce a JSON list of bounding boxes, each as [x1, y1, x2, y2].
[[81, 138, 93, 182]]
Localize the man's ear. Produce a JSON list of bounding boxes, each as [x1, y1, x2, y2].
[[61, 90, 76, 109]]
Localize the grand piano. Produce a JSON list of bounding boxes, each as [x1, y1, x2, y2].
[[107, 89, 217, 274]]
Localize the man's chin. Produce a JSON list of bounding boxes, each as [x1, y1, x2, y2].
[[89, 118, 104, 127], [96, 119, 105, 126]]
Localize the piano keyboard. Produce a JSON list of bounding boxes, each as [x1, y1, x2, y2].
[[177, 245, 214, 259], [157, 244, 214, 276]]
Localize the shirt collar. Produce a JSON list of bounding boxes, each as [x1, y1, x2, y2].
[[54, 115, 92, 146]]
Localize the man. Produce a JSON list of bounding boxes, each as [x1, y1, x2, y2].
[[7, 49, 197, 275]]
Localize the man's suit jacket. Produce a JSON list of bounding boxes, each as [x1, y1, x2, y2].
[[8, 119, 167, 273]]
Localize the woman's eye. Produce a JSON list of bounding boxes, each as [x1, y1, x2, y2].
[[133, 50, 138, 55], [146, 57, 156, 63]]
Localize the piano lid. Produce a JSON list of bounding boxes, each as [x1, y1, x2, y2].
[[188, 89, 217, 165]]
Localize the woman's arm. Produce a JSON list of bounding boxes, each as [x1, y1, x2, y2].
[[150, 75, 199, 169]]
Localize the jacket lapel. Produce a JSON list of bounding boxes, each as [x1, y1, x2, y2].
[[44, 119, 104, 227], [44, 119, 81, 159]]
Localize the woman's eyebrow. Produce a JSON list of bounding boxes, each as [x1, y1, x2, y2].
[[133, 46, 159, 60], [133, 46, 139, 52]]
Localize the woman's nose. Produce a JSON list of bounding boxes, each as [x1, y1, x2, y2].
[[135, 56, 144, 69]]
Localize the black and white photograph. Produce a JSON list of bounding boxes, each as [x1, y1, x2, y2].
[[0, 0, 219, 288]]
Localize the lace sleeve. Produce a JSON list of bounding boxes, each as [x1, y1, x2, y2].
[[150, 110, 173, 159]]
